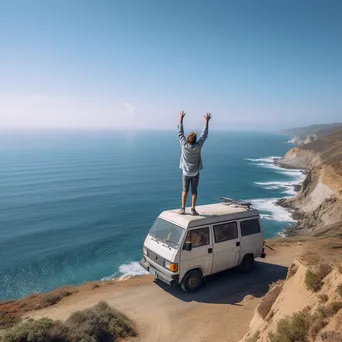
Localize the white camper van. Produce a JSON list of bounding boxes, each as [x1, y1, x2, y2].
[[140, 198, 266, 292]]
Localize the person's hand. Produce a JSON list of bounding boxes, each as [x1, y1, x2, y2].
[[180, 110, 186, 122], [204, 113, 212, 122]]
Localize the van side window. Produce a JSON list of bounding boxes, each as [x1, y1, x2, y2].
[[185, 227, 209, 248], [240, 218, 261, 236], [213, 222, 238, 243]]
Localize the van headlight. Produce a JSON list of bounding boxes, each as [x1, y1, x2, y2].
[[164, 260, 178, 272], [143, 247, 148, 255]]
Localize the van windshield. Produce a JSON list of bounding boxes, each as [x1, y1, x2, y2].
[[149, 218, 184, 248]]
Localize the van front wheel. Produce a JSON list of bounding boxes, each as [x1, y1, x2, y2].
[[180, 270, 202, 292], [239, 254, 255, 273]]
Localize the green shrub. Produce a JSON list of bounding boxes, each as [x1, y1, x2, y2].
[[1, 301, 137, 342], [66, 301, 137, 341], [305, 269, 323, 292], [269, 308, 311, 342]]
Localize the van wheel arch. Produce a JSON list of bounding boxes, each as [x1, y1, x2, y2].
[[238, 254, 255, 273], [180, 268, 203, 293]]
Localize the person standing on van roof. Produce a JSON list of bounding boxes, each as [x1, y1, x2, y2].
[[178, 110, 212, 215]]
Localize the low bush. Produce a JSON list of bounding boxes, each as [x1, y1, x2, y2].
[[66, 301, 136, 341], [257, 284, 283, 319], [41, 290, 72, 308], [0, 310, 21, 329], [318, 331, 342, 342], [1, 301, 137, 342], [308, 312, 327, 339], [1, 318, 68, 342], [305, 269, 323, 292], [305, 263, 332, 292], [318, 294, 329, 303], [317, 302, 342, 318], [269, 308, 311, 342]]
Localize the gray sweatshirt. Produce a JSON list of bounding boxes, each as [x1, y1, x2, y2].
[[178, 122, 208, 176]]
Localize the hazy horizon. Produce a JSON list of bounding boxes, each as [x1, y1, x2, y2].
[[1, 0, 341, 130]]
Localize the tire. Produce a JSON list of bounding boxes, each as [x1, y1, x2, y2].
[[180, 270, 202, 292], [239, 254, 255, 273]]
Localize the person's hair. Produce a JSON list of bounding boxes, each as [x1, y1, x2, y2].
[[187, 132, 197, 145]]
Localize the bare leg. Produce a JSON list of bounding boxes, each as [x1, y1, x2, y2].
[[182, 192, 188, 208], [192, 193, 197, 208]]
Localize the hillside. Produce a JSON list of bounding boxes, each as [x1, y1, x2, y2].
[[241, 252, 342, 342], [281, 123, 342, 137], [278, 128, 342, 235], [281, 123, 342, 145]]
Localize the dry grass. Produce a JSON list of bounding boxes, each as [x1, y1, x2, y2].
[[269, 307, 312, 342], [300, 251, 321, 266], [318, 331, 342, 341], [1, 301, 137, 342], [0, 311, 21, 330], [305, 263, 332, 292], [308, 313, 327, 339], [0, 288, 76, 329], [257, 283, 284, 319], [317, 302, 342, 318], [268, 300, 342, 342], [318, 294, 329, 303]]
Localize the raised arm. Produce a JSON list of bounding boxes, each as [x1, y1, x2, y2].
[[197, 113, 212, 147], [178, 110, 187, 145]]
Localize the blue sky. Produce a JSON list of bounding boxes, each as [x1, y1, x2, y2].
[[0, 0, 341, 130]]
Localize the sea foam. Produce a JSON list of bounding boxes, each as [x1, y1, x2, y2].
[[101, 261, 148, 282]]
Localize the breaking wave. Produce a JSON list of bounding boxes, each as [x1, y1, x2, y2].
[[101, 261, 148, 282]]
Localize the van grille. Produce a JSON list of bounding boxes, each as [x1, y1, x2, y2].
[[147, 249, 164, 267]]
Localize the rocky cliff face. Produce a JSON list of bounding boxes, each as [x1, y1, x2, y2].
[[278, 129, 342, 235]]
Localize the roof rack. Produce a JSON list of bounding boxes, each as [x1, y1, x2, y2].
[[220, 197, 253, 210]]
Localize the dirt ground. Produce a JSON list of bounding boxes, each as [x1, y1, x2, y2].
[[27, 243, 302, 342]]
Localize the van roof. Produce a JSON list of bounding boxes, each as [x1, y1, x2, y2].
[[159, 203, 260, 229]]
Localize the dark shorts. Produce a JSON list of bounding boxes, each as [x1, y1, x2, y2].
[[182, 172, 200, 194]]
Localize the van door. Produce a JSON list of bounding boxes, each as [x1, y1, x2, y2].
[[211, 221, 240, 274], [239, 217, 264, 260], [180, 226, 213, 280]]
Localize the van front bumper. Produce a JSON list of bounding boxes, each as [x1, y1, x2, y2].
[[139, 259, 179, 286]]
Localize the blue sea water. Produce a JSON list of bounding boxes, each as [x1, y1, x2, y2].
[[0, 130, 302, 300]]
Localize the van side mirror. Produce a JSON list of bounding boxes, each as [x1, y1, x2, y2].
[[183, 242, 192, 251]]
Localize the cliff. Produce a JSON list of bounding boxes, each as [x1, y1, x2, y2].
[[241, 257, 342, 342], [281, 123, 342, 138], [278, 129, 342, 235]]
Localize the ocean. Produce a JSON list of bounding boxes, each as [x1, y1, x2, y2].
[[0, 130, 303, 300]]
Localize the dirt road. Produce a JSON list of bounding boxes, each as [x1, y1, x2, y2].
[[28, 244, 301, 342]]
